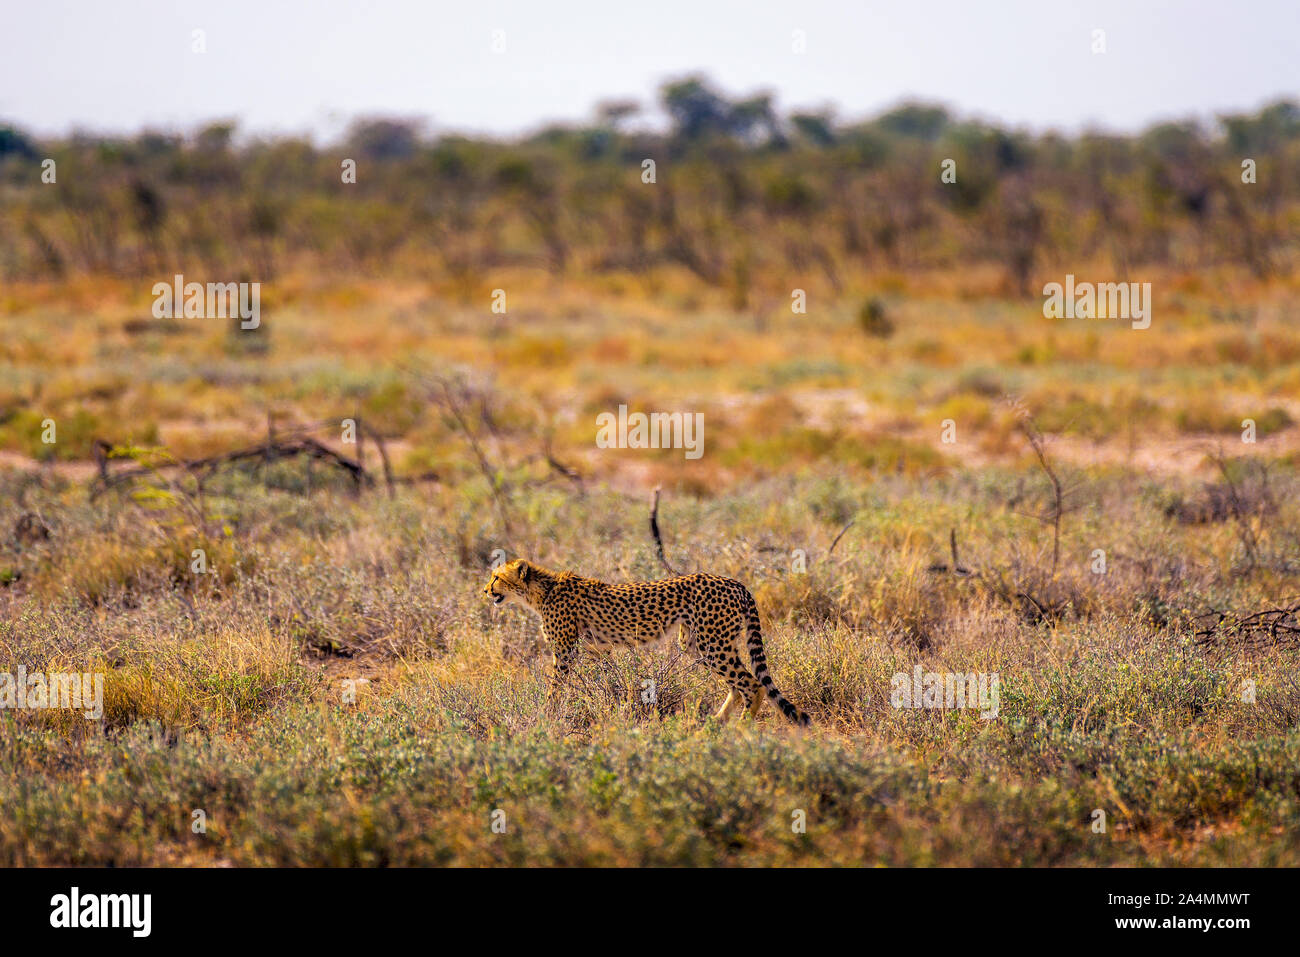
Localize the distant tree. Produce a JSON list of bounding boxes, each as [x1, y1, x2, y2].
[[347, 118, 421, 160], [130, 179, 166, 272], [0, 126, 38, 159], [729, 93, 781, 146], [661, 76, 735, 142], [194, 122, 236, 154], [595, 99, 641, 130], [874, 103, 951, 141], [791, 111, 837, 147], [1220, 100, 1300, 153]]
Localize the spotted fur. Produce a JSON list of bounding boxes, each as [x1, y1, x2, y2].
[[484, 559, 810, 725]]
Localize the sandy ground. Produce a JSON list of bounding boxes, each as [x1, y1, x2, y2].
[[2, 385, 1296, 487]]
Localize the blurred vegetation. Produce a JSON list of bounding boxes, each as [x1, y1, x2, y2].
[[3, 467, 1300, 865], [2, 78, 1298, 290]]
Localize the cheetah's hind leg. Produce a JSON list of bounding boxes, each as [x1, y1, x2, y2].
[[709, 657, 763, 722], [713, 688, 742, 721]]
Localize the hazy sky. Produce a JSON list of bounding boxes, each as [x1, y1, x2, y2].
[[3, 0, 1297, 141]]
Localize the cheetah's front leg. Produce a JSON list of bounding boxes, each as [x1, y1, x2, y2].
[[543, 621, 578, 712]]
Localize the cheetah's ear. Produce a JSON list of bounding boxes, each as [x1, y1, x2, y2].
[[516, 561, 530, 583]]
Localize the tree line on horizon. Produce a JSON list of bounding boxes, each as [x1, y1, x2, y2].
[[1, 76, 1297, 297]]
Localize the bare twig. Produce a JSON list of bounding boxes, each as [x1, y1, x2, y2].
[[926, 526, 1061, 623], [426, 374, 516, 542], [1020, 420, 1064, 575], [354, 413, 365, 473], [826, 520, 855, 557], [542, 431, 585, 490], [1206, 445, 1265, 571], [360, 422, 396, 498], [947, 527, 974, 576]]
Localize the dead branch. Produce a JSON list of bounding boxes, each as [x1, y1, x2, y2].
[[1193, 599, 1300, 647], [926, 526, 1063, 623], [542, 432, 585, 490], [826, 520, 855, 558], [944, 527, 974, 576], [926, 527, 973, 577], [1205, 445, 1266, 571], [1020, 420, 1064, 575], [94, 437, 374, 496], [359, 422, 396, 498], [429, 375, 517, 541]]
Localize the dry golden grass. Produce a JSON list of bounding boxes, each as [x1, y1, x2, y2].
[[1, 265, 1299, 865]]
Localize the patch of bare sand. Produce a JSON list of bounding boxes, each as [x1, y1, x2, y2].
[[0, 450, 99, 481]]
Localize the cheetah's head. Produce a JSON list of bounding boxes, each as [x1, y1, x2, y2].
[[483, 559, 542, 609]]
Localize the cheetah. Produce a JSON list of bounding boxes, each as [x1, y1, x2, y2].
[[484, 559, 810, 725]]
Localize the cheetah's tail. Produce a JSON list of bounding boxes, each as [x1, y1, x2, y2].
[[744, 600, 811, 727]]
